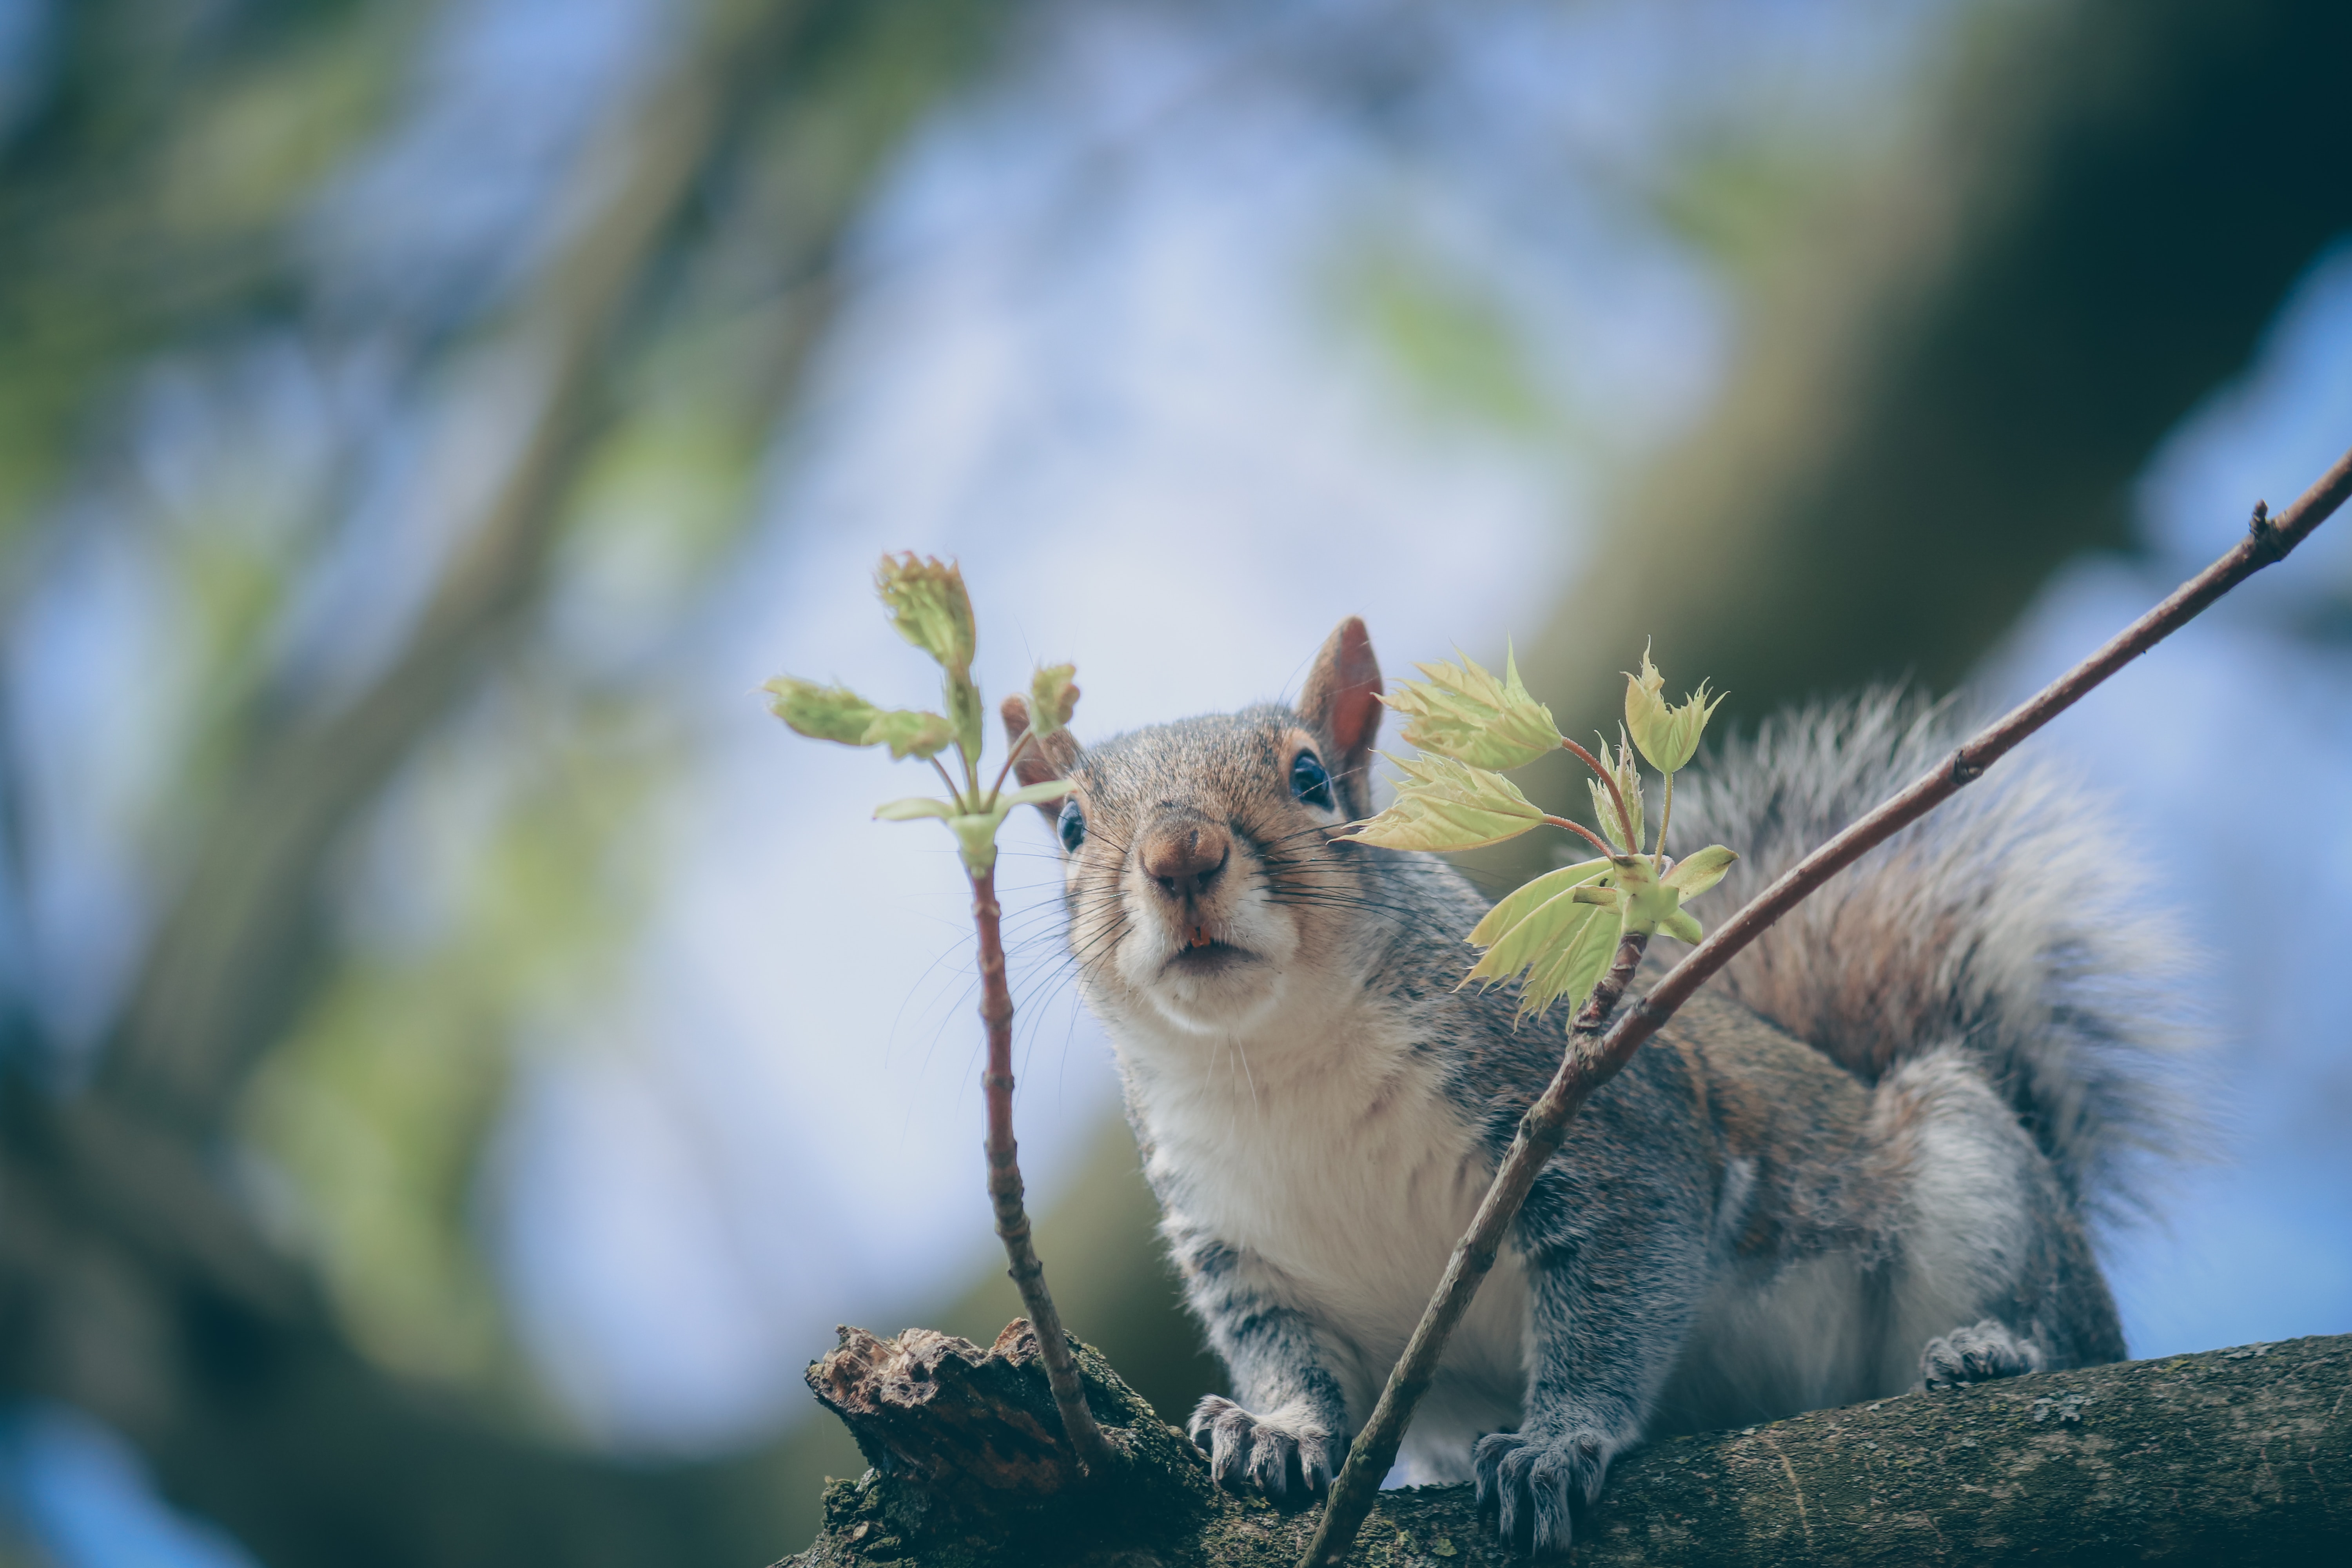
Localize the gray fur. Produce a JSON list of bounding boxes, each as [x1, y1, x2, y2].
[[1034, 635, 2189, 1560], [1668, 690, 2199, 1222]]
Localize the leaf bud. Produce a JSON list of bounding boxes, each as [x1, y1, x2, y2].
[[764, 678, 881, 745], [1337, 753, 1546, 851], [1622, 640, 1724, 775], [875, 552, 977, 673], [1029, 663, 1080, 738], [1381, 646, 1560, 771]]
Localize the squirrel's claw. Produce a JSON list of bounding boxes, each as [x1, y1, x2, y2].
[[1919, 1319, 2046, 1389], [1187, 1395, 1334, 1501], [1475, 1428, 1614, 1557]]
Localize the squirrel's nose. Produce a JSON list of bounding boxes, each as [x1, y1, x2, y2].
[[1141, 820, 1231, 901]]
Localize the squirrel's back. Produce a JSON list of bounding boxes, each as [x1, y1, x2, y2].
[[1670, 691, 2196, 1225]]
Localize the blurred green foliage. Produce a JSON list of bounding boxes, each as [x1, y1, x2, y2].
[[1337, 238, 1558, 437], [242, 688, 674, 1400], [0, 0, 410, 536]]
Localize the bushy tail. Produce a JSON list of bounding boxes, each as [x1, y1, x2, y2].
[[1671, 691, 2198, 1222]]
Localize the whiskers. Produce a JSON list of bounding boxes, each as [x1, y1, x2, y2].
[[1249, 821, 1417, 929], [1221, 1017, 1261, 1112]]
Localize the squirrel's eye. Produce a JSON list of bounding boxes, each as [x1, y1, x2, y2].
[[1057, 798, 1086, 853], [1290, 751, 1334, 811]]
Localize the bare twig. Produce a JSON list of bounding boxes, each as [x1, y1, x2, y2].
[[1557, 736, 1639, 851], [969, 865, 1111, 1474], [1301, 440, 2352, 1566], [987, 725, 1038, 803], [1540, 813, 1615, 857]]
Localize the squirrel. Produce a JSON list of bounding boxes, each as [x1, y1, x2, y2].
[[1000, 616, 2187, 1557]]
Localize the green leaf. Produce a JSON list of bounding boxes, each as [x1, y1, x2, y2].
[[1029, 663, 1080, 738], [874, 796, 957, 821], [875, 552, 977, 672], [1381, 646, 1560, 770], [1000, 778, 1075, 808], [1662, 844, 1739, 900], [1516, 902, 1621, 1023], [1659, 910, 1705, 944], [1622, 640, 1725, 775], [763, 677, 882, 745], [1338, 753, 1546, 851], [862, 708, 957, 760], [1466, 873, 1612, 986], [1466, 858, 1610, 948]]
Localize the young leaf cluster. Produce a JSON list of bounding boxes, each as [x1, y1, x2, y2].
[[762, 553, 1075, 874], [1339, 642, 1737, 1024]]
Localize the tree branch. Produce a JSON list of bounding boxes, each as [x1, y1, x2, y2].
[[788, 1328, 2352, 1565]]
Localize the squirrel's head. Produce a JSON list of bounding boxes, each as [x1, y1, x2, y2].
[[1003, 617, 1384, 1041]]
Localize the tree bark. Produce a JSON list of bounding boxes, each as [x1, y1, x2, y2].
[[786, 1328, 2352, 1566]]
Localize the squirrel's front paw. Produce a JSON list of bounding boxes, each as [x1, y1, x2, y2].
[[1186, 1395, 1337, 1499], [1920, 1319, 2046, 1389], [1474, 1428, 1617, 1558]]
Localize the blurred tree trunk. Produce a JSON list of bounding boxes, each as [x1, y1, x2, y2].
[[1521, 0, 2352, 747]]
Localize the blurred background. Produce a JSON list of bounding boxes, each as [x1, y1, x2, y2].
[[1, 0, 2348, 1562]]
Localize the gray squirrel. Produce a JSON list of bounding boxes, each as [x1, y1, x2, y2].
[[1002, 617, 2187, 1557]]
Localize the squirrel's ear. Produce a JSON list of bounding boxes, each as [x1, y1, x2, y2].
[[1298, 616, 1382, 818], [1001, 695, 1080, 824]]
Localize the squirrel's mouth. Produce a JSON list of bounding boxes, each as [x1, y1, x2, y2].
[[1163, 936, 1256, 976]]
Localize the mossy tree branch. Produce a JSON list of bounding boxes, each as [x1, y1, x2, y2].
[[789, 1328, 2352, 1566]]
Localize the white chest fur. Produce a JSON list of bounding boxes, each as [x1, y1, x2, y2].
[[1112, 996, 1531, 1483]]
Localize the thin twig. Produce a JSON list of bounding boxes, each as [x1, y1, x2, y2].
[[1558, 735, 1640, 851], [1541, 813, 1615, 857], [931, 753, 965, 807], [1299, 441, 2352, 1567], [988, 725, 1038, 805], [970, 865, 1111, 1473]]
